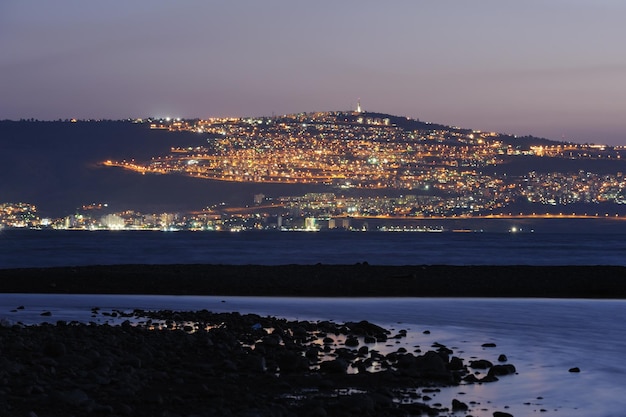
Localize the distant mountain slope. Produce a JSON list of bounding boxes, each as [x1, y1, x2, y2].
[[1, 114, 622, 218], [0, 121, 325, 216]]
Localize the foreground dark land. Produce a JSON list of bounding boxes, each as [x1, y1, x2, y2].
[[1, 309, 517, 417], [1, 264, 625, 298]]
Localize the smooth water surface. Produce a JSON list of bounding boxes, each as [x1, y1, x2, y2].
[[2, 229, 626, 268]]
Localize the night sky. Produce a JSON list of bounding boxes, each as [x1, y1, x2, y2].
[[2, 1, 625, 145]]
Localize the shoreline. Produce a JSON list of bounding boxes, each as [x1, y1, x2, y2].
[[1, 264, 625, 298]]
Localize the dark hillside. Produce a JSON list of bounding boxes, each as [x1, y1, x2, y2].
[[0, 121, 322, 217]]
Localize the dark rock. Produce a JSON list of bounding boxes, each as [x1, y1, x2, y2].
[[489, 364, 516, 376], [569, 367, 581, 373], [320, 358, 349, 374], [277, 351, 308, 373], [242, 355, 267, 373], [482, 342, 497, 347], [416, 351, 447, 373], [470, 359, 493, 369], [480, 374, 500, 383], [452, 399, 469, 411], [336, 393, 375, 414], [40, 311, 52, 317], [498, 354, 508, 362], [293, 326, 308, 341], [57, 388, 90, 406], [345, 336, 359, 347], [43, 341, 66, 357], [396, 353, 417, 369], [493, 412, 514, 417], [305, 347, 321, 360], [259, 335, 280, 347], [220, 359, 238, 372], [448, 356, 464, 371], [463, 374, 480, 383], [305, 405, 328, 417]]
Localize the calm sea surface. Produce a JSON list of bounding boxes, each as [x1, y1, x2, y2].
[[2, 228, 626, 268]]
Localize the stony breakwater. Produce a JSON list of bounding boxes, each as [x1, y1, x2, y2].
[[0, 308, 518, 417], [2, 264, 625, 298]]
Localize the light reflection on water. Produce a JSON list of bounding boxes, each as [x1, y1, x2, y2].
[[1, 295, 625, 417]]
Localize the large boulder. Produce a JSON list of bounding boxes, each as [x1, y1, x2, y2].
[[415, 351, 447, 373], [277, 351, 308, 373], [488, 364, 516, 377], [320, 358, 349, 374], [469, 359, 493, 369]]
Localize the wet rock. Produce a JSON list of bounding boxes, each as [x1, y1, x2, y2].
[[345, 336, 359, 347], [569, 367, 581, 373], [43, 341, 66, 357], [113, 403, 133, 416], [448, 356, 465, 371], [396, 353, 417, 369], [322, 336, 334, 345], [482, 342, 497, 348], [305, 405, 328, 417], [57, 388, 90, 406], [242, 354, 267, 373], [277, 351, 308, 373], [416, 351, 447, 373], [320, 358, 349, 374], [335, 393, 375, 414], [498, 354, 508, 362], [489, 364, 516, 377], [452, 398, 469, 411], [480, 374, 500, 383], [346, 320, 390, 338], [292, 326, 308, 342], [305, 346, 321, 360], [463, 374, 480, 383], [493, 412, 514, 417], [469, 359, 493, 369]]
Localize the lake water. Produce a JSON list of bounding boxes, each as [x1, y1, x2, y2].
[[2, 228, 626, 268], [1, 295, 624, 417]]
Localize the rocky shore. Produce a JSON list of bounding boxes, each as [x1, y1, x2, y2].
[[1, 264, 625, 298], [1, 308, 516, 417]]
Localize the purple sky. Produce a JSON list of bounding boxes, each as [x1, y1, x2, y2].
[[2, 1, 625, 145]]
